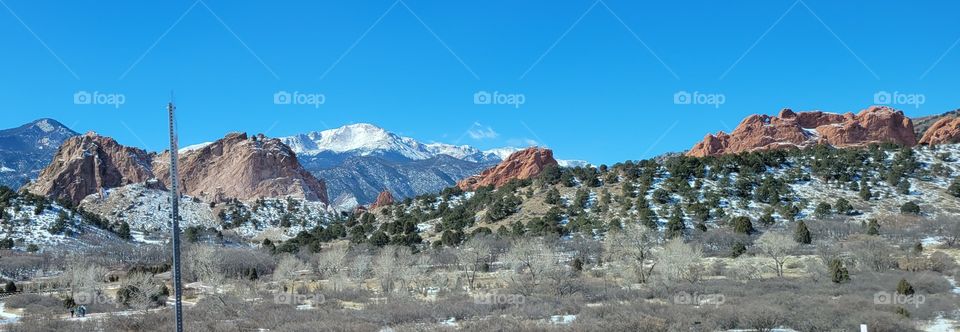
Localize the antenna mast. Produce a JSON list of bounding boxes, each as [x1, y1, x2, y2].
[[167, 93, 184, 332]]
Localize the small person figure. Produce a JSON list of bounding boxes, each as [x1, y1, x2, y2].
[[70, 308, 74, 318]]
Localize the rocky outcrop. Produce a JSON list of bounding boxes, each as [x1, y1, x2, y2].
[[370, 190, 395, 209], [457, 147, 558, 190], [687, 106, 917, 157], [28, 132, 328, 204], [918, 116, 960, 145], [154, 133, 328, 204], [913, 109, 960, 139], [24, 132, 154, 204]]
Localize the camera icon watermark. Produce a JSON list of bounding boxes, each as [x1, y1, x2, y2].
[[273, 293, 324, 305], [674, 91, 725, 109], [473, 90, 525, 109], [73, 91, 126, 109], [874, 292, 924, 308], [474, 292, 525, 305], [74, 291, 112, 305], [873, 91, 925, 109], [274, 90, 326, 108], [673, 291, 724, 307]]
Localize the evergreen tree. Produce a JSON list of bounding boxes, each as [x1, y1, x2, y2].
[[665, 206, 685, 239], [730, 242, 747, 258], [814, 202, 833, 219], [866, 219, 880, 235], [544, 188, 562, 205], [834, 198, 852, 216], [117, 222, 131, 240], [900, 202, 921, 215], [3, 280, 16, 293], [896, 278, 915, 295], [731, 216, 754, 235], [859, 178, 872, 201], [794, 221, 811, 244], [829, 259, 850, 283]]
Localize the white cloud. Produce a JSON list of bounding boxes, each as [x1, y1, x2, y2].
[[467, 122, 498, 140], [506, 138, 540, 147]]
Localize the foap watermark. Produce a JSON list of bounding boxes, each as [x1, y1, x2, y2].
[[74, 291, 113, 305], [673, 291, 725, 307], [274, 90, 326, 108], [874, 292, 925, 308], [74, 91, 126, 109], [474, 292, 525, 305], [474, 90, 525, 109], [674, 91, 725, 108], [873, 91, 925, 108], [274, 293, 325, 305]]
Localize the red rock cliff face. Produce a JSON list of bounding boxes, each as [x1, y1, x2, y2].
[[24, 132, 154, 204], [370, 190, 395, 209], [458, 147, 558, 190], [687, 106, 916, 157], [154, 133, 328, 204], [918, 116, 960, 145], [28, 132, 328, 204]]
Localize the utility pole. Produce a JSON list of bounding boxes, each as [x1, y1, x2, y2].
[[167, 95, 184, 332]]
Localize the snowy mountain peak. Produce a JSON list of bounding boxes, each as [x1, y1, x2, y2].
[[281, 123, 498, 162]]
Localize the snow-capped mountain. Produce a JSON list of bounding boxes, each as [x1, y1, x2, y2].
[[278, 123, 593, 205], [280, 123, 500, 163], [0, 119, 78, 189]]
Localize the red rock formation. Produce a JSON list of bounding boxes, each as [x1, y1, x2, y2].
[[24, 132, 154, 204], [154, 133, 328, 203], [919, 116, 960, 145], [370, 190, 395, 209], [458, 147, 558, 190], [28, 132, 328, 204], [687, 106, 917, 157]]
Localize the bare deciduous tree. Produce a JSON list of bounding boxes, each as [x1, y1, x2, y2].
[[502, 237, 554, 296], [454, 235, 495, 292], [656, 238, 703, 284], [754, 232, 797, 278], [604, 223, 660, 283]]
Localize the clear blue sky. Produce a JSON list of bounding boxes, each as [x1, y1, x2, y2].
[[2, 0, 958, 165]]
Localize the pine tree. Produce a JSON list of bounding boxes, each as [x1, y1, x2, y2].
[[794, 221, 812, 244], [3, 280, 16, 293], [900, 202, 921, 215], [835, 198, 852, 215], [665, 206, 685, 239], [866, 219, 880, 235], [814, 202, 833, 219], [829, 259, 850, 283], [896, 278, 915, 295], [859, 178, 872, 201], [731, 216, 754, 235], [730, 242, 747, 258]]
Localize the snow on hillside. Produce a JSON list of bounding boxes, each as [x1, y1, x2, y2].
[[78, 183, 334, 243], [0, 200, 121, 251], [79, 183, 219, 240]]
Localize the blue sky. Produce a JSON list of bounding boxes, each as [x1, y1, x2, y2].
[[1, 0, 959, 165]]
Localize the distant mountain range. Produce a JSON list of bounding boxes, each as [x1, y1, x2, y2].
[[278, 123, 586, 207], [0, 119, 77, 188], [0, 119, 587, 207]]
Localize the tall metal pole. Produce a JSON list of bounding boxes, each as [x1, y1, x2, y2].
[[167, 96, 184, 332]]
